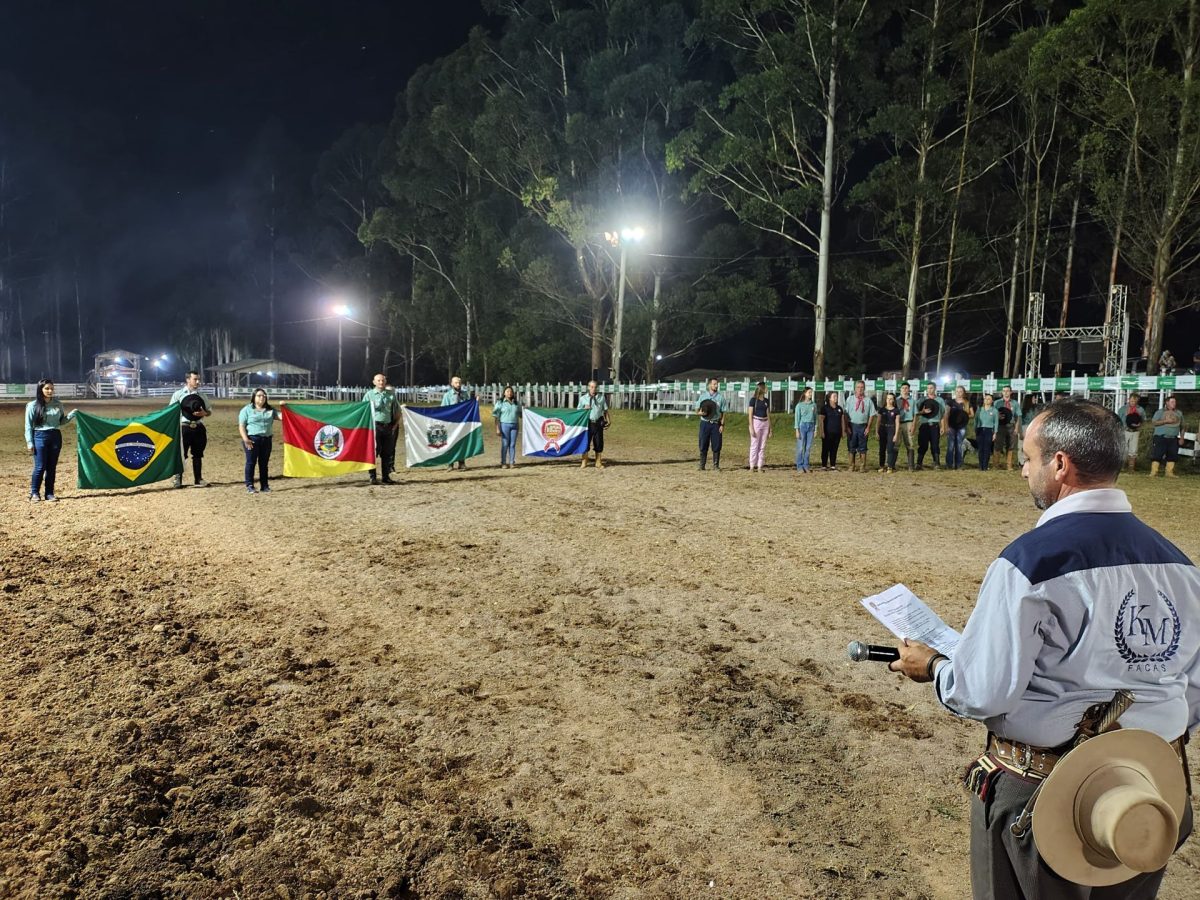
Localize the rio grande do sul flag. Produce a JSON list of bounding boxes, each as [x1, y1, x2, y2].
[[402, 399, 483, 467], [521, 407, 590, 458], [282, 402, 376, 477], [75, 404, 184, 489]]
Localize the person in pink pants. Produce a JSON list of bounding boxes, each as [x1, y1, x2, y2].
[[748, 381, 772, 471]]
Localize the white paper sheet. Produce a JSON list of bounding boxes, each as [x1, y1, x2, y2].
[[860, 583, 960, 657]]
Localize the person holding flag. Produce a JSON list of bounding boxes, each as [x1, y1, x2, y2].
[[25, 379, 77, 502], [577, 380, 610, 469], [238, 388, 282, 493], [441, 375, 470, 470], [363, 373, 399, 484], [170, 371, 212, 487]]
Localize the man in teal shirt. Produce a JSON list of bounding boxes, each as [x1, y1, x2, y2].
[[363, 372, 399, 484], [845, 380, 877, 473], [441, 375, 469, 469], [695, 377, 726, 470], [1149, 394, 1185, 477], [170, 371, 213, 488], [577, 380, 610, 469]]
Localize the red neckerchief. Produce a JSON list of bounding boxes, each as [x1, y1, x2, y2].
[[855, 396, 864, 412]]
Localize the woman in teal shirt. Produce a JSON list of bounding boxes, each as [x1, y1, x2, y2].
[[793, 387, 816, 473], [238, 388, 282, 493], [25, 379, 76, 502], [493, 385, 522, 468], [975, 394, 998, 470]]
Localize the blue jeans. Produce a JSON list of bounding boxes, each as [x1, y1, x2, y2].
[[946, 428, 966, 469], [31, 429, 62, 497], [499, 422, 518, 465], [244, 435, 272, 489], [699, 420, 723, 467], [848, 423, 868, 454], [977, 427, 994, 471], [795, 422, 815, 471]]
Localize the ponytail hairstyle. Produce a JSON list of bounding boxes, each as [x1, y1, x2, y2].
[[754, 381, 768, 401], [33, 379, 54, 426]]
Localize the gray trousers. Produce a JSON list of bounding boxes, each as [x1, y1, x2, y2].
[[971, 771, 1193, 899]]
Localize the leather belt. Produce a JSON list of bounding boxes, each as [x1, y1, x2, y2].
[[987, 732, 1186, 781]]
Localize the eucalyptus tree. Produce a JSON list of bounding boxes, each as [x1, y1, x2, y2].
[[1037, 0, 1200, 371], [668, 0, 883, 380]]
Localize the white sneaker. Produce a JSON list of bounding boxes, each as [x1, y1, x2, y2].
[[194, 480, 209, 488]]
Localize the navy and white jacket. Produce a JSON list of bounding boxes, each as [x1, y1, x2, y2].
[[934, 489, 1200, 746]]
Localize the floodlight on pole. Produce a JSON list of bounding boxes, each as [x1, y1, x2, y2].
[[611, 226, 645, 389], [331, 300, 353, 387]]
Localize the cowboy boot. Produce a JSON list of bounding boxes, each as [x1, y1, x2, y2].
[[1167, 461, 1177, 477], [580, 453, 589, 469], [907, 450, 914, 472], [595, 453, 605, 469], [1150, 461, 1160, 477], [1006, 451, 1014, 471]]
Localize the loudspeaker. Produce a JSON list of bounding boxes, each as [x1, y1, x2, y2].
[[1049, 340, 1077, 365], [1077, 340, 1104, 365]]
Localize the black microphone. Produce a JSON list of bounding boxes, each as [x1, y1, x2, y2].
[[847, 640, 900, 663]]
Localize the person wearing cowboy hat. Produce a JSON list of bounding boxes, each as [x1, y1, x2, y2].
[[891, 398, 1200, 898]]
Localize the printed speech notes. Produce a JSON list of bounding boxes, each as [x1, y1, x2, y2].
[[860, 584, 960, 657]]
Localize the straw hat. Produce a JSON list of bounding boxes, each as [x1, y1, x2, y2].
[[1033, 730, 1187, 887]]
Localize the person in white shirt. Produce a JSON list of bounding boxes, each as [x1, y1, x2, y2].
[[891, 398, 1199, 899]]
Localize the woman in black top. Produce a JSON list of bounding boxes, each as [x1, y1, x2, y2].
[[877, 392, 901, 473], [818, 391, 845, 471]]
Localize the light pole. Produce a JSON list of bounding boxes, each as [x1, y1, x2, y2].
[[333, 303, 351, 387], [606, 226, 645, 387]]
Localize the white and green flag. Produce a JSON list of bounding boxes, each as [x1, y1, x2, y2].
[[402, 400, 484, 467]]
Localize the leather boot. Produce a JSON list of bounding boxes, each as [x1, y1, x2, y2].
[[907, 450, 914, 472], [1006, 451, 1014, 471], [1167, 461, 1177, 477], [580, 453, 589, 469], [595, 453, 605, 469], [1127, 457, 1136, 474], [1150, 461, 1160, 477]]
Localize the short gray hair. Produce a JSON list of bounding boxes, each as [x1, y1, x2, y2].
[[1034, 398, 1124, 483]]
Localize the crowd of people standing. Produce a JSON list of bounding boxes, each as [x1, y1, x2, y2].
[[692, 377, 1194, 477], [17, 372, 1197, 500]]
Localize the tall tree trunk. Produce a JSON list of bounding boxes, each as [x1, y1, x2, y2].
[[648, 270, 662, 381], [1145, 0, 1197, 371], [813, 11, 839, 382], [901, 0, 945, 379], [934, 0, 982, 370], [919, 310, 931, 374], [1054, 159, 1084, 376], [1104, 144, 1133, 364], [1003, 220, 1023, 377]]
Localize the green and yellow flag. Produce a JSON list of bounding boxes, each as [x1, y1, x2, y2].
[[75, 405, 184, 489]]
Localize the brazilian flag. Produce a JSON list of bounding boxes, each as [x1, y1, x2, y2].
[[75, 404, 184, 489]]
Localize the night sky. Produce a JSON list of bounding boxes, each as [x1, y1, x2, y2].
[[2, 1, 486, 360]]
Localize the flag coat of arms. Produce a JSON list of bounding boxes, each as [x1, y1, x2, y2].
[[521, 407, 590, 458], [75, 405, 184, 489], [402, 400, 484, 467], [282, 402, 376, 477]]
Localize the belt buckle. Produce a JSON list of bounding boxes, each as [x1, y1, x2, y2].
[[1010, 741, 1034, 775]]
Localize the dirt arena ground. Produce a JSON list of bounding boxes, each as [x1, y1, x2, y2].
[[1, 399, 1198, 899]]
